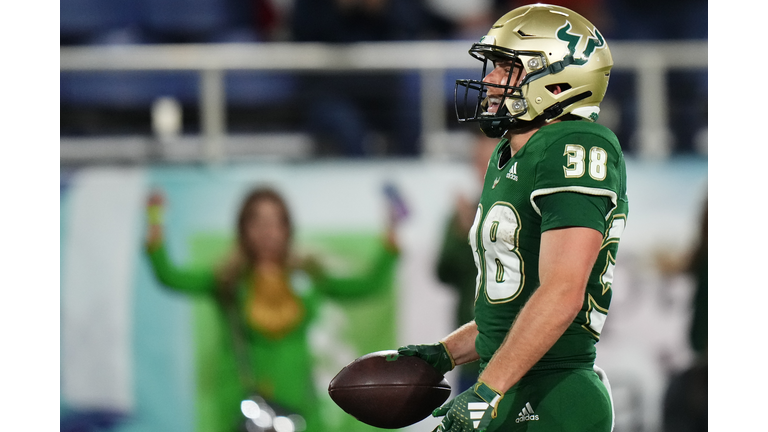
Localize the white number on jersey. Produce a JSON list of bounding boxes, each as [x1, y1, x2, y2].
[[584, 213, 627, 337], [469, 202, 525, 303], [563, 144, 608, 181]]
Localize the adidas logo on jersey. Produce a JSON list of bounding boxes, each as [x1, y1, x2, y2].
[[506, 162, 518, 181], [515, 402, 540, 423]]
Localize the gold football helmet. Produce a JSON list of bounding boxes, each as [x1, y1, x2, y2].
[[455, 4, 613, 137]]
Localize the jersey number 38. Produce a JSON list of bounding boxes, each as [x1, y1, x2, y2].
[[469, 203, 525, 303]]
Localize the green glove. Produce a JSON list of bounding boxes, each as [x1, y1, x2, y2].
[[431, 381, 503, 432], [397, 342, 455, 375]]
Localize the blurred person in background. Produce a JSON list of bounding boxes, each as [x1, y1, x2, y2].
[[291, 0, 454, 42], [144, 186, 400, 432], [398, 4, 628, 430], [687, 199, 707, 360], [659, 195, 707, 432], [435, 132, 498, 392]]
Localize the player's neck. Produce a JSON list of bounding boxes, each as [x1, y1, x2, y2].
[[507, 128, 538, 153], [506, 119, 561, 152]]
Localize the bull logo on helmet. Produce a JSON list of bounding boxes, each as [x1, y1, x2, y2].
[[556, 20, 605, 66]]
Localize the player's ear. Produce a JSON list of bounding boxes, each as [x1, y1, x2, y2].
[[545, 84, 563, 95]]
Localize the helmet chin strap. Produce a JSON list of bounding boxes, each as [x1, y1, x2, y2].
[[541, 91, 593, 121], [478, 90, 593, 138], [479, 105, 511, 138]]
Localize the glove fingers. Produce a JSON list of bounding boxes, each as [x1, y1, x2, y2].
[[432, 406, 448, 418], [432, 399, 453, 417]]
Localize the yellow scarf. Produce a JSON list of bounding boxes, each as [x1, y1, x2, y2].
[[245, 263, 305, 339]]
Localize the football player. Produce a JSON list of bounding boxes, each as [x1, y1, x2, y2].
[[399, 4, 628, 431]]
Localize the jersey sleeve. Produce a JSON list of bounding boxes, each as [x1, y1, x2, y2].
[[530, 128, 622, 220], [536, 192, 612, 234]]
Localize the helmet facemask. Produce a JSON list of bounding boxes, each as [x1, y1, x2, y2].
[[455, 45, 551, 138]]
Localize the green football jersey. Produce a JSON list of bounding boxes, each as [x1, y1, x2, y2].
[[469, 120, 629, 371]]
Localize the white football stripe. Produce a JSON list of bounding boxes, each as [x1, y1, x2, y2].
[[468, 402, 489, 410], [471, 411, 485, 419], [589, 307, 608, 334], [473, 420, 481, 428], [607, 218, 625, 241]]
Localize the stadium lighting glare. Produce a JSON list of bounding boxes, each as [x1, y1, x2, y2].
[[240, 400, 262, 419], [273, 416, 295, 432], [288, 414, 306, 431], [252, 410, 273, 429]]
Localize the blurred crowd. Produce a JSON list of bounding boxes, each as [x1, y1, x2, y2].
[[60, 0, 707, 45], [60, 0, 708, 157]]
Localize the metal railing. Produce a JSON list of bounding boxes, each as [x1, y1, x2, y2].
[[60, 40, 707, 163]]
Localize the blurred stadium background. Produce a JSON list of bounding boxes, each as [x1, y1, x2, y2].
[[60, 1, 707, 431]]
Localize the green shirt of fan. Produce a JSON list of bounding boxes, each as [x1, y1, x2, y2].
[[146, 242, 398, 432]]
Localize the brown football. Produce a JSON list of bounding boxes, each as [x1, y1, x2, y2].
[[328, 350, 452, 429]]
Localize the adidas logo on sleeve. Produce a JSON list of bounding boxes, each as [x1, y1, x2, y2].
[[515, 402, 540, 423]]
